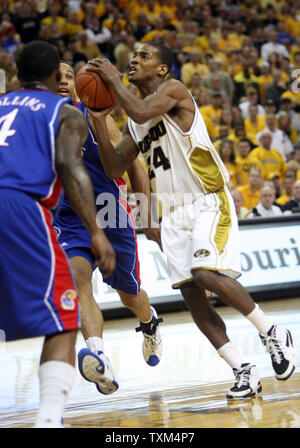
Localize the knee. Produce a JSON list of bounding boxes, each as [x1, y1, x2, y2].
[[118, 291, 139, 309], [119, 288, 148, 309], [71, 266, 93, 299], [192, 269, 221, 291], [70, 257, 93, 290], [192, 269, 209, 288], [180, 282, 206, 305], [72, 265, 88, 288]]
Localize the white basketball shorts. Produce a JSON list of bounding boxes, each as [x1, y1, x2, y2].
[[161, 186, 241, 289]]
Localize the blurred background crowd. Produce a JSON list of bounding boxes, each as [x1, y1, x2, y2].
[[0, 0, 300, 223]]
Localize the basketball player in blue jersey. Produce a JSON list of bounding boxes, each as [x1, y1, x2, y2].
[[54, 63, 163, 395], [0, 41, 116, 428], [86, 43, 296, 400]]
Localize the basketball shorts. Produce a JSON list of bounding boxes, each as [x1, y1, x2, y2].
[[54, 200, 141, 295], [161, 186, 241, 289], [0, 189, 80, 341]]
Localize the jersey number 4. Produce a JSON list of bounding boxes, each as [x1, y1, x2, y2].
[[146, 145, 171, 180], [0, 108, 18, 146]]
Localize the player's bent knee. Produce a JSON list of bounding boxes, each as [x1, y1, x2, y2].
[[70, 260, 93, 289], [192, 269, 216, 289], [119, 293, 139, 308], [117, 288, 147, 309], [180, 282, 207, 303]]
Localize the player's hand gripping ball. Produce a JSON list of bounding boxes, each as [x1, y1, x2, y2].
[[75, 64, 117, 110]]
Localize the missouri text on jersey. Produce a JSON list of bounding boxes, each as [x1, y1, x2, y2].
[[137, 120, 167, 153], [0, 95, 46, 111]]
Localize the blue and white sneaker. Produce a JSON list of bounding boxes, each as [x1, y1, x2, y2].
[[227, 363, 262, 400], [135, 306, 163, 367], [78, 348, 119, 395]]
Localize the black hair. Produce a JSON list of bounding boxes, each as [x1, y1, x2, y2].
[[145, 41, 174, 74], [238, 138, 255, 149], [60, 60, 74, 70], [17, 41, 60, 82]]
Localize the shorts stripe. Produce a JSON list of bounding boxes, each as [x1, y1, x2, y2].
[[214, 190, 231, 255], [36, 202, 63, 331], [41, 175, 63, 209], [37, 202, 78, 331]]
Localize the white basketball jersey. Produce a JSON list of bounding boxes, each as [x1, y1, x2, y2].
[[127, 100, 229, 206]]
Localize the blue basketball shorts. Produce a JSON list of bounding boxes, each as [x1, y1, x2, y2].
[[0, 189, 80, 341], [54, 198, 141, 295]]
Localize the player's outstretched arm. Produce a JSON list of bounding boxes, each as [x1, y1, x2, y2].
[[56, 104, 116, 277]]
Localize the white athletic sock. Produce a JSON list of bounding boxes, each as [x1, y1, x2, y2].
[[217, 341, 249, 370], [245, 303, 274, 335], [86, 336, 105, 354], [34, 360, 75, 428]]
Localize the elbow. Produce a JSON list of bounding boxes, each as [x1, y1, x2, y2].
[[131, 109, 149, 124], [55, 158, 68, 177], [134, 115, 149, 125], [133, 115, 146, 124]]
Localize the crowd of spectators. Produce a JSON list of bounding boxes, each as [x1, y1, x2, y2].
[[0, 0, 300, 222]]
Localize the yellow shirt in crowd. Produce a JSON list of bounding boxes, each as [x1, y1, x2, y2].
[[225, 162, 241, 188], [200, 105, 222, 126], [249, 146, 286, 182], [41, 16, 66, 36], [237, 184, 260, 211], [244, 115, 266, 145], [235, 155, 263, 186]]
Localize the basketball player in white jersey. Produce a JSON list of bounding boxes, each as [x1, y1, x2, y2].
[[86, 42, 296, 399]]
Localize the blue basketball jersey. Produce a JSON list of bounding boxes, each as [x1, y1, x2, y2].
[[59, 101, 127, 218], [0, 90, 80, 341], [0, 90, 70, 211]]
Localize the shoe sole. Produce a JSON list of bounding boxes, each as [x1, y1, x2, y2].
[[227, 383, 262, 400], [276, 364, 295, 381], [78, 349, 119, 395]]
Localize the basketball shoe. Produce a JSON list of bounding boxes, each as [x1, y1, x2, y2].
[[135, 306, 163, 366], [78, 348, 119, 395], [227, 363, 262, 400], [259, 324, 296, 381]]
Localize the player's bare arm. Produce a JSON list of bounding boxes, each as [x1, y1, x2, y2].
[[89, 110, 150, 216], [56, 104, 116, 276], [88, 108, 140, 179], [56, 104, 96, 233], [87, 57, 194, 129], [88, 111, 123, 163], [107, 78, 185, 124]]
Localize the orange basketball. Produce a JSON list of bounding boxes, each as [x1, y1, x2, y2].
[[75, 64, 117, 111]]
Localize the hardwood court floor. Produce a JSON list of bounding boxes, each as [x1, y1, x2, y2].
[[0, 298, 299, 429]]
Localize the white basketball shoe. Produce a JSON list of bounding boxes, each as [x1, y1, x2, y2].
[[78, 348, 119, 395], [227, 363, 262, 400], [259, 324, 296, 381]]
